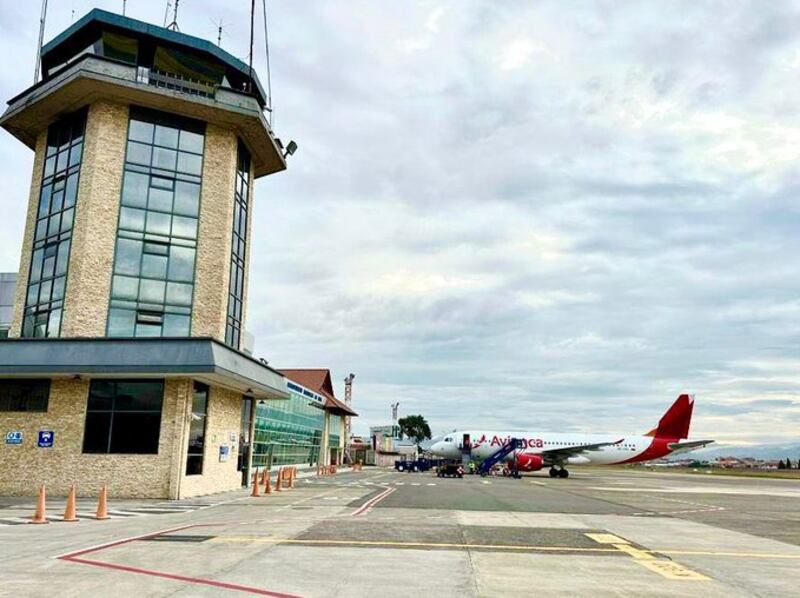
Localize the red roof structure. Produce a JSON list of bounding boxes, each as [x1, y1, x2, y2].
[[279, 369, 358, 416]]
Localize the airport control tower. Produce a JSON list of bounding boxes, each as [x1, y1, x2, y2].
[[0, 9, 291, 499]]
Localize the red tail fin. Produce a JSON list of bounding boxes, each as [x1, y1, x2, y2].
[[644, 394, 694, 439]]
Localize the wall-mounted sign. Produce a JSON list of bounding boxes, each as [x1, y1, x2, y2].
[[37, 430, 54, 448], [5, 431, 23, 445], [219, 445, 230, 462], [229, 432, 237, 443]]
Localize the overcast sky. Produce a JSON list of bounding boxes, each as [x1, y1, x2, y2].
[[1, 1, 798, 444]]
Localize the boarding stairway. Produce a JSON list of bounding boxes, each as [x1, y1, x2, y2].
[[478, 438, 523, 477]]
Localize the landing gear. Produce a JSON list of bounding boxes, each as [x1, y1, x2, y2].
[[549, 466, 569, 479], [548, 467, 558, 478]]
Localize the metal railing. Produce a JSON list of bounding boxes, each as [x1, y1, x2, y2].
[[136, 67, 217, 98]]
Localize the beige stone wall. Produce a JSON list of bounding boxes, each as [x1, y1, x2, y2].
[[0, 377, 190, 498], [9, 132, 47, 337], [178, 385, 244, 498], [192, 125, 237, 341], [61, 101, 129, 337]]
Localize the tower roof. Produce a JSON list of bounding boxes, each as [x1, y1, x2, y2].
[[41, 9, 269, 108]]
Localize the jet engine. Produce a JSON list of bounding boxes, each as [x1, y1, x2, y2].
[[515, 453, 544, 472]]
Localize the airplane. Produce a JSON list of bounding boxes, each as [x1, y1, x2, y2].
[[428, 394, 713, 478]]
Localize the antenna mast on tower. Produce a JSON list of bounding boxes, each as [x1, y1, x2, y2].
[[344, 374, 355, 464], [166, 0, 181, 31], [33, 0, 48, 83]]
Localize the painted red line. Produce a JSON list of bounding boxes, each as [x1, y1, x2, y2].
[[55, 524, 200, 560], [63, 556, 302, 598], [353, 487, 395, 516]]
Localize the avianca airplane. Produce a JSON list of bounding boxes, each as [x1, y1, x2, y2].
[[428, 394, 713, 478]]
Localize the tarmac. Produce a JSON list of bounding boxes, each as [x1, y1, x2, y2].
[[1, 467, 799, 597]]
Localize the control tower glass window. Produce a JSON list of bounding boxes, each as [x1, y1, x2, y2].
[[108, 108, 204, 338], [225, 142, 250, 349], [21, 109, 86, 338]]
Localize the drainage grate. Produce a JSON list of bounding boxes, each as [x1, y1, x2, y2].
[[146, 534, 215, 543]]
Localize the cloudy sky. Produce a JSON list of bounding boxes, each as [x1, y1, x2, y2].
[[1, 1, 798, 444]]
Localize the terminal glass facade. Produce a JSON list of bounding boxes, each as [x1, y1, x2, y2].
[[21, 109, 86, 338], [328, 414, 342, 448], [252, 387, 325, 467], [107, 108, 205, 338]]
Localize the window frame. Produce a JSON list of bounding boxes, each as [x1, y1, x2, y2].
[[82, 379, 165, 454], [185, 382, 209, 475]]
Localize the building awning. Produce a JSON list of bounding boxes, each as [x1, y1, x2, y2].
[[0, 337, 289, 400], [324, 395, 358, 417]]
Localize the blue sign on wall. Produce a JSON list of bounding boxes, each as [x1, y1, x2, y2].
[[5, 431, 23, 445], [37, 430, 54, 448]]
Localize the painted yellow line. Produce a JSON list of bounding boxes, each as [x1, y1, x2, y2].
[[207, 536, 800, 562], [613, 543, 656, 561], [637, 560, 710, 581], [585, 533, 628, 545], [659, 549, 800, 560], [207, 537, 619, 553]]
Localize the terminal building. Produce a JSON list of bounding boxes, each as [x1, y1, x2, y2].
[[0, 10, 355, 499]]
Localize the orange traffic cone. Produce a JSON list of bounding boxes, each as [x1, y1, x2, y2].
[[275, 467, 283, 492], [63, 485, 78, 522], [30, 484, 49, 524], [95, 484, 110, 520], [264, 469, 272, 494], [250, 468, 260, 497], [289, 467, 296, 489]]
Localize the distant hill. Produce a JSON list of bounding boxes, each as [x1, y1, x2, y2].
[[679, 442, 800, 461]]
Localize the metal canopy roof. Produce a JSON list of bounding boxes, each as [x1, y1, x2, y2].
[[0, 337, 289, 400]]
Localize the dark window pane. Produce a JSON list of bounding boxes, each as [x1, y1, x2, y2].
[[113, 381, 164, 411], [82, 412, 112, 453], [0, 379, 50, 411], [110, 413, 161, 453]]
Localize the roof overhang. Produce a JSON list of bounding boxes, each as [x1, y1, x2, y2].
[[0, 54, 286, 178], [324, 396, 358, 417], [0, 337, 289, 400]]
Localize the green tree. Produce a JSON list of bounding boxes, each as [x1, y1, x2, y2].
[[778, 460, 786, 469], [787, 458, 793, 469], [398, 414, 432, 444]]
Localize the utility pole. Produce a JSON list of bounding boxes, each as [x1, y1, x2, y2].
[[123, 0, 127, 17], [34, 0, 48, 83], [343, 373, 355, 464]]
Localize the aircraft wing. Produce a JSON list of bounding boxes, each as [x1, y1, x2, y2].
[[539, 438, 624, 464], [667, 439, 714, 455]]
